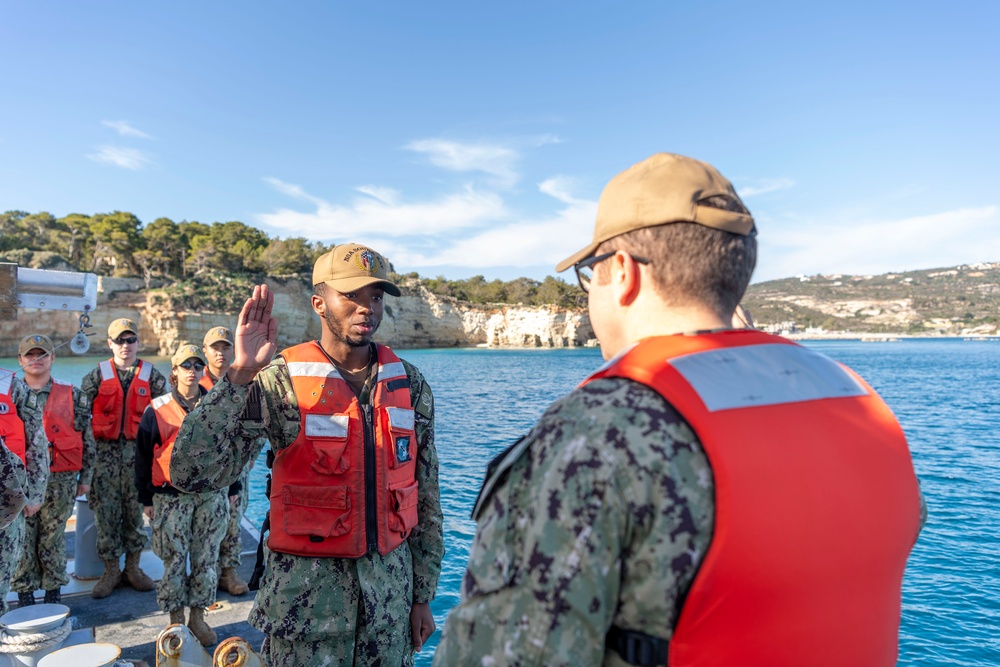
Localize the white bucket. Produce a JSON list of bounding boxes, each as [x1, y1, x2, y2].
[[0, 604, 71, 667], [37, 642, 120, 667]]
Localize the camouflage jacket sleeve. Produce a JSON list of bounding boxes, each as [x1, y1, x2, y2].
[[402, 360, 444, 604], [0, 440, 27, 529], [12, 378, 50, 507], [148, 366, 168, 399], [73, 386, 97, 488], [80, 365, 101, 404], [171, 359, 296, 494], [434, 378, 715, 667]]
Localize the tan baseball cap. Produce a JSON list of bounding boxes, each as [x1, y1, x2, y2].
[[18, 334, 54, 357], [555, 153, 756, 272], [170, 343, 205, 367], [312, 243, 401, 297], [108, 318, 139, 340], [203, 326, 233, 347]]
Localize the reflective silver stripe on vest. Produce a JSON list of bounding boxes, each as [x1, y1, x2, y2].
[[0, 372, 12, 396], [286, 361, 343, 381], [668, 343, 869, 412], [52, 379, 71, 388], [305, 413, 350, 438], [151, 394, 173, 409], [137, 360, 153, 382], [99, 360, 115, 381], [386, 406, 414, 430], [378, 362, 406, 381]]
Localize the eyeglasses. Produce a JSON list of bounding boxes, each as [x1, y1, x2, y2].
[[179, 361, 205, 371], [112, 336, 138, 345], [574, 252, 650, 293]]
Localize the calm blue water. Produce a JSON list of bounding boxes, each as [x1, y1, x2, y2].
[[8, 339, 998, 665]]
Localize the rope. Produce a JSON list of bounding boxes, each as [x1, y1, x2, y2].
[[0, 618, 73, 653]]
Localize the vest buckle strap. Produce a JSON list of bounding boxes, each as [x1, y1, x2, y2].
[[606, 625, 668, 667]]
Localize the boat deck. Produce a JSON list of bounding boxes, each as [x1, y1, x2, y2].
[[4, 510, 265, 665]]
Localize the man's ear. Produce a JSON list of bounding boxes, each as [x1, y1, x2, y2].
[[613, 251, 642, 306], [310, 293, 326, 317]]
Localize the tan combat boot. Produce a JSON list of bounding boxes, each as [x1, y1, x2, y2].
[[123, 551, 155, 591], [218, 567, 250, 595], [187, 607, 217, 646], [91, 558, 122, 599], [168, 609, 185, 626]]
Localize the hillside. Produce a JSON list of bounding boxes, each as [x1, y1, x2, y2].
[[743, 262, 1000, 336]]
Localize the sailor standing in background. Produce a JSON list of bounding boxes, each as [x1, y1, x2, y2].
[[201, 325, 263, 597], [13, 334, 96, 606], [0, 368, 49, 613], [81, 318, 166, 599], [136, 343, 235, 646]]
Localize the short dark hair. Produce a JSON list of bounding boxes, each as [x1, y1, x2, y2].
[[595, 219, 757, 317]]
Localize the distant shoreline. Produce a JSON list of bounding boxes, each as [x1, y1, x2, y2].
[[783, 332, 1000, 342]]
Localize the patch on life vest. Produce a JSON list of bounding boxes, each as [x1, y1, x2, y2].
[[396, 436, 411, 463], [0, 403, 8, 415], [138, 387, 147, 396]]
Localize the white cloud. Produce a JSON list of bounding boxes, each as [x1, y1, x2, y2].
[[101, 120, 152, 139], [405, 139, 520, 187], [538, 176, 581, 205], [738, 178, 795, 198], [355, 185, 400, 206], [87, 146, 150, 170], [258, 178, 507, 238], [755, 206, 1000, 282]]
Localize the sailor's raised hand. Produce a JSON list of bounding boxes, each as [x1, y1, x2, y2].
[[228, 283, 278, 385]]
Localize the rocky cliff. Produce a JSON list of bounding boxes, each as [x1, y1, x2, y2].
[[2, 276, 595, 357]]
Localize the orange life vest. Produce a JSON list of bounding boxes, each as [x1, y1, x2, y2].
[[199, 374, 216, 391], [0, 372, 27, 464], [91, 359, 153, 441], [587, 330, 922, 667], [44, 380, 84, 473], [150, 393, 187, 487], [268, 341, 419, 558]]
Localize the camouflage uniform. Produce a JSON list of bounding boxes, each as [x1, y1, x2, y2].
[[170, 349, 444, 667], [434, 378, 715, 667], [218, 437, 264, 571], [135, 388, 236, 613], [150, 492, 229, 612], [0, 441, 27, 530], [81, 362, 167, 561], [13, 381, 97, 594], [1, 375, 50, 613]]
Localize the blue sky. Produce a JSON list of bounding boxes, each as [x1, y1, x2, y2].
[[1, 1, 997, 283]]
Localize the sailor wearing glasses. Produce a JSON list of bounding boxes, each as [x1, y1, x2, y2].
[[437, 153, 924, 667], [81, 317, 167, 599], [135, 343, 237, 645]]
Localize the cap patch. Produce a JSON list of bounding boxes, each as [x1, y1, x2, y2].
[[348, 248, 382, 274]]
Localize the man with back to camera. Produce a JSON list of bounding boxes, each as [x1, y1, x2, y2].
[[169, 243, 444, 666], [13, 334, 96, 606], [435, 152, 926, 666], [0, 365, 49, 613], [81, 317, 167, 598], [201, 325, 263, 596]]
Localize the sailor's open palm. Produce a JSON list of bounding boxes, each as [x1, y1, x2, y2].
[[235, 284, 278, 373]]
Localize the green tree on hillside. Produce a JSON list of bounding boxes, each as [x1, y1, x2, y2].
[[89, 211, 142, 276]]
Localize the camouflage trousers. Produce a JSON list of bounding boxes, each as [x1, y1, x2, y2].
[[251, 546, 416, 667], [13, 471, 77, 593], [219, 467, 251, 570], [151, 491, 228, 612], [0, 513, 25, 614], [90, 437, 146, 560], [260, 632, 415, 667]]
